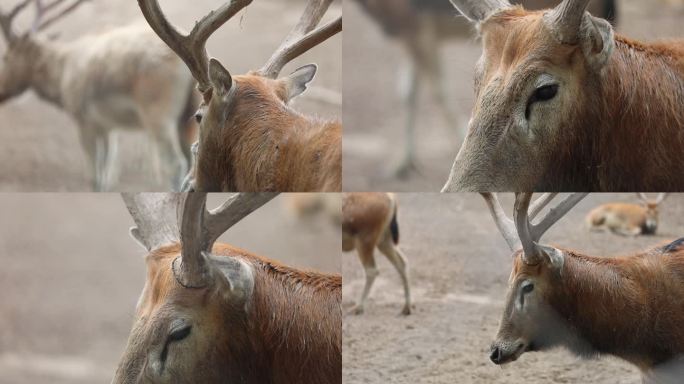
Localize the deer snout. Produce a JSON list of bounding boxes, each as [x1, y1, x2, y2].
[[489, 340, 526, 365]]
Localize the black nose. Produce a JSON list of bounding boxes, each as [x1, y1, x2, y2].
[[490, 346, 502, 364]]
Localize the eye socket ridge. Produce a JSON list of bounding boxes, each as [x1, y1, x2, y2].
[[160, 324, 192, 364], [525, 84, 559, 120]]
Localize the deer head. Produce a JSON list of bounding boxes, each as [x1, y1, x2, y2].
[[442, 0, 615, 191], [138, 0, 341, 191], [481, 192, 587, 364], [114, 192, 277, 383], [0, 0, 87, 102], [637, 193, 667, 233]]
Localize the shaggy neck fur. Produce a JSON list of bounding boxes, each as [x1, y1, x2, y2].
[[30, 39, 67, 107], [224, 253, 342, 384], [547, 248, 684, 369], [545, 36, 684, 191]]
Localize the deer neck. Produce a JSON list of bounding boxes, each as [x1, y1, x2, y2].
[[549, 251, 669, 368], [591, 36, 684, 189], [239, 259, 341, 384], [30, 39, 67, 108]]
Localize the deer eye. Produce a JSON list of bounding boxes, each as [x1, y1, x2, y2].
[[194, 110, 203, 124], [525, 84, 558, 119], [168, 324, 191, 342], [521, 282, 534, 294]]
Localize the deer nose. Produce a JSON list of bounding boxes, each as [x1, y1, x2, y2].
[[490, 346, 502, 364]]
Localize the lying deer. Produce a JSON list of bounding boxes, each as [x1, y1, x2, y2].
[[354, 0, 616, 177], [481, 192, 684, 383], [0, 0, 196, 191], [285, 193, 342, 225], [586, 193, 668, 236], [116, 193, 342, 384], [443, 0, 684, 191], [342, 192, 411, 315], [138, 0, 342, 192]]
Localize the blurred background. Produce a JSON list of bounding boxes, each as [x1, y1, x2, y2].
[[342, 0, 684, 192], [343, 193, 684, 383], [0, 0, 341, 191], [0, 193, 340, 384]]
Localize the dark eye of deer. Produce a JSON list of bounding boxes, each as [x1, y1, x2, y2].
[[160, 325, 192, 363], [522, 282, 534, 294], [194, 110, 203, 124], [525, 84, 558, 120]]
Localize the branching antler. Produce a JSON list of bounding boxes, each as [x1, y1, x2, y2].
[[258, 0, 342, 79], [32, 0, 89, 33], [0, 0, 32, 42], [638, 193, 668, 205], [138, 0, 252, 93], [481, 193, 587, 264], [177, 192, 277, 287]]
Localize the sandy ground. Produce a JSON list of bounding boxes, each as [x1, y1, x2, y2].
[[343, 193, 684, 383], [0, 193, 341, 384], [342, 0, 684, 192], [0, 0, 341, 191]]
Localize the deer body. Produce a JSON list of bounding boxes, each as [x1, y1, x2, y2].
[[501, 242, 684, 372], [113, 242, 341, 384], [586, 202, 664, 237], [342, 192, 411, 315], [195, 74, 341, 192], [1, 22, 196, 191], [443, 0, 684, 192]]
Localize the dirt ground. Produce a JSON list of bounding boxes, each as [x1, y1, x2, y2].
[[342, 0, 684, 192], [0, 193, 341, 384], [343, 193, 684, 383], [0, 0, 341, 191]]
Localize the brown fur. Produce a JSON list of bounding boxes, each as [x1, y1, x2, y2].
[[507, 242, 684, 370], [194, 75, 341, 192], [586, 202, 661, 236], [342, 192, 411, 315], [114, 242, 341, 384]]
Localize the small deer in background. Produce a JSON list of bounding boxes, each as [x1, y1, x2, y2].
[[443, 0, 684, 192], [353, 0, 616, 177], [139, 0, 342, 192], [284, 193, 342, 225], [342, 192, 411, 315], [0, 0, 196, 191], [586, 193, 668, 236], [117, 193, 342, 384], [481, 193, 684, 383]]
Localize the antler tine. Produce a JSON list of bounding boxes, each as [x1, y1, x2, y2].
[[33, 0, 88, 33], [480, 193, 521, 252], [258, 0, 341, 79], [177, 192, 277, 288], [121, 193, 182, 252], [0, 0, 32, 42], [637, 192, 649, 203], [529, 193, 587, 242], [138, 0, 253, 93], [513, 193, 542, 264], [655, 193, 668, 204], [528, 193, 558, 220], [546, 0, 592, 44]]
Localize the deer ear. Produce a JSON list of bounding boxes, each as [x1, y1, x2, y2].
[[539, 245, 565, 271], [204, 252, 255, 305], [208, 58, 234, 100], [581, 15, 614, 72], [283, 64, 317, 101]]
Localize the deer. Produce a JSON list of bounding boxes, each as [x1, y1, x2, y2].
[[0, 0, 196, 191], [442, 0, 684, 192], [480, 192, 684, 383], [284, 193, 342, 225], [586, 193, 668, 236], [353, 0, 616, 178], [138, 0, 342, 193], [115, 192, 342, 384], [342, 192, 411, 316]]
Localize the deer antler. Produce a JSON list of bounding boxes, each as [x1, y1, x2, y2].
[[32, 0, 89, 33], [258, 0, 342, 79], [121, 193, 183, 252], [0, 0, 32, 42], [177, 193, 277, 288], [638, 193, 668, 204], [481, 193, 587, 264], [546, 0, 592, 44], [138, 0, 252, 94]]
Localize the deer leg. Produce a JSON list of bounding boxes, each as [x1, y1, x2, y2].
[[142, 117, 188, 191], [391, 56, 420, 179], [100, 130, 120, 191], [377, 233, 411, 316], [350, 241, 378, 315], [613, 225, 641, 237], [93, 134, 109, 192]]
